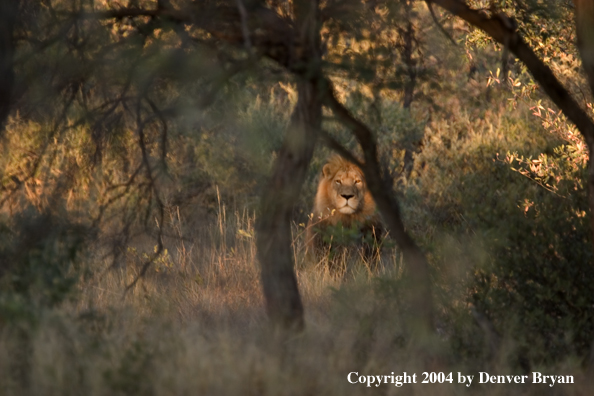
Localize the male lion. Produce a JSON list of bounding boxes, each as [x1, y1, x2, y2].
[[305, 155, 383, 269]]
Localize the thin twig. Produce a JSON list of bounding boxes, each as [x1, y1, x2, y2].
[[123, 99, 166, 292], [145, 98, 169, 167], [426, 1, 457, 46], [235, 0, 252, 53]]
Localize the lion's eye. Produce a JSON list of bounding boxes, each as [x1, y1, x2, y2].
[[335, 180, 341, 185], [355, 180, 361, 184]]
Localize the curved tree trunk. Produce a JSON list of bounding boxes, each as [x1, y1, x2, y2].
[[256, 0, 321, 332], [256, 81, 321, 332]]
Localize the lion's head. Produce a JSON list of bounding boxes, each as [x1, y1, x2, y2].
[[312, 155, 377, 226]]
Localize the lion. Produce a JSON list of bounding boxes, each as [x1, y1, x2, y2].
[[305, 155, 383, 269]]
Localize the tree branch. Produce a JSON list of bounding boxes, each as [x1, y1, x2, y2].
[[85, 5, 302, 72], [425, 0, 457, 46], [429, 0, 594, 149], [322, 81, 434, 335]]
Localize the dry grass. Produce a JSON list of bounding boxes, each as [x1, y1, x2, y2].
[[0, 201, 592, 396]]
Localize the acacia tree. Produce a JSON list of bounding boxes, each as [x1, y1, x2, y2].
[[70, 0, 434, 333]]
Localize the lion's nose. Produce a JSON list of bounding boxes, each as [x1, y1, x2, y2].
[[341, 194, 354, 200]]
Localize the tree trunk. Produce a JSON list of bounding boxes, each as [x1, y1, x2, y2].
[[0, 0, 18, 136], [575, 0, 594, 258], [256, 0, 321, 332], [256, 81, 321, 332], [574, 0, 594, 370]]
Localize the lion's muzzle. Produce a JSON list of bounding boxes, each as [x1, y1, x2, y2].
[[337, 193, 359, 214]]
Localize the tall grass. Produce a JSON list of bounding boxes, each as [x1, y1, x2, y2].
[[1, 80, 592, 395], [0, 196, 591, 396]]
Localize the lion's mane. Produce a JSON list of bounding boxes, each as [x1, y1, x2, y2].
[[306, 155, 381, 254]]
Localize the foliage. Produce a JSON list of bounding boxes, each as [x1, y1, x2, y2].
[[406, 40, 594, 364], [0, 0, 594, 390], [0, 207, 88, 324], [318, 222, 376, 247]]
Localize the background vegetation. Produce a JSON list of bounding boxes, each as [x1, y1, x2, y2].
[[0, 0, 593, 394]]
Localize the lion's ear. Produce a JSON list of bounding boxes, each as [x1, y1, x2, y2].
[[322, 164, 333, 178]]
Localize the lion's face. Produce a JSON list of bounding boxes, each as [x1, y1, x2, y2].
[[307, 156, 382, 260], [312, 156, 376, 226], [328, 168, 365, 215]]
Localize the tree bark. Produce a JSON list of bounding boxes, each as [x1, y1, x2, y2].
[[0, 0, 18, 136], [256, 0, 322, 332], [399, 1, 418, 180], [256, 81, 321, 332]]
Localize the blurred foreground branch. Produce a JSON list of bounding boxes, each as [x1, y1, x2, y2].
[[256, 0, 322, 332]]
